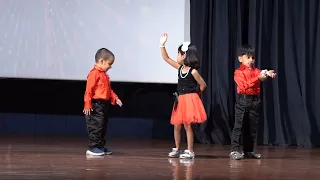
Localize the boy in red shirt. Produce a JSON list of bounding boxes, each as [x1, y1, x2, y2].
[[230, 45, 276, 160], [83, 48, 123, 156]]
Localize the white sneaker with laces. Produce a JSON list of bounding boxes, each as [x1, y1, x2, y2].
[[179, 149, 195, 159], [168, 148, 180, 158]]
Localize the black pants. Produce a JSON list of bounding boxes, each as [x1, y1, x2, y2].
[[231, 94, 261, 152], [85, 99, 110, 149]]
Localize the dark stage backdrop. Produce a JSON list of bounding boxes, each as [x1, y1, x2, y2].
[[190, 0, 320, 147], [0, 78, 177, 140]]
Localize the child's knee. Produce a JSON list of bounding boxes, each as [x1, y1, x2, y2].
[[183, 124, 192, 131], [174, 124, 182, 131]]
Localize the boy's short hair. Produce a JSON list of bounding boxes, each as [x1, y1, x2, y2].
[[95, 48, 115, 62], [238, 45, 255, 57]]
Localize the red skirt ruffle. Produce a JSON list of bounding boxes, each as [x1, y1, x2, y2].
[[170, 93, 207, 125]]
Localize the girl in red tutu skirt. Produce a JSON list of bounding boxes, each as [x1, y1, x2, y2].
[[159, 33, 207, 159]]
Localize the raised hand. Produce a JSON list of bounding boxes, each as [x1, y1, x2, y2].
[[160, 33, 168, 46]]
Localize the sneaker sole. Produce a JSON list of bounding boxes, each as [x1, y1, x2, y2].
[[230, 156, 244, 160], [86, 150, 104, 156], [168, 154, 180, 158], [104, 152, 113, 155]]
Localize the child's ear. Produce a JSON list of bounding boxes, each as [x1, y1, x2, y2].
[[238, 56, 242, 62], [183, 54, 186, 59], [97, 58, 104, 64]]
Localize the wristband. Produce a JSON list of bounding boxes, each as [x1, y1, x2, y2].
[[260, 69, 268, 77]]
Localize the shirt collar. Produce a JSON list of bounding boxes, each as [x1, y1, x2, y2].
[[94, 65, 105, 72], [240, 64, 255, 70], [94, 65, 109, 79]]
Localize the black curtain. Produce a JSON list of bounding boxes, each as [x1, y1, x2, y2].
[[190, 0, 320, 147]]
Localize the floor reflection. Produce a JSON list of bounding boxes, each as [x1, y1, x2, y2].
[[168, 158, 195, 180]]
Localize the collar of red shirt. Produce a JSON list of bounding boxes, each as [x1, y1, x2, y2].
[[94, 65, 105, 72], [239, 64, 255, 70], [93, 65, 110, 79]]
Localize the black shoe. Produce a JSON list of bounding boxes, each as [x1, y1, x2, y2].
[[230, 151, 244, 160], [244, 152, 261, 159]]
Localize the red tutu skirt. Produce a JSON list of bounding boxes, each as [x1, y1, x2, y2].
[[170, 93, 207, 125]]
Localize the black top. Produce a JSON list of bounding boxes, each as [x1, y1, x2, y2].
[[177, 65, 199, 95]]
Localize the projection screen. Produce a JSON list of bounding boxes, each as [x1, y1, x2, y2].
[[0, 0, 190, 83]]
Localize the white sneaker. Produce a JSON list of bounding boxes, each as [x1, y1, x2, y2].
[[179, 150, 195, 159], [168, 148, 180, 158]]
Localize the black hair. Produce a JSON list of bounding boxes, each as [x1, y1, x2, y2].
[[237, 44, 255, 58], [95, 48, 115, 62], [178, 44, 200, 69]]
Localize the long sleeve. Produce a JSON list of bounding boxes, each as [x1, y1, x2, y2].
[[110, 89, 118, 105], [234, 69, 260, 90], [84, 71, 97, 109], [105, 74, 118, 105]]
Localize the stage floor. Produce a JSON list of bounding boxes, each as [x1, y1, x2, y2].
[[0, 136, 319, 180]]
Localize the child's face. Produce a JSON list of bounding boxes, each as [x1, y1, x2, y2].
[[239, 55, 255, 67], [98, 58, 114, 72], [177, 52, 185, 65]]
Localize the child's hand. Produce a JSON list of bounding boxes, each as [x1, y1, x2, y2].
[[160, 33, 168, 46], [83, 108, 92, 115], [116, 99, 123, 107], [267, 70, 277, 78]]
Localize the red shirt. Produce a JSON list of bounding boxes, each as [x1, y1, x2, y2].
[[84, 65, 118, 109], [234, 64, 262, 95]]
